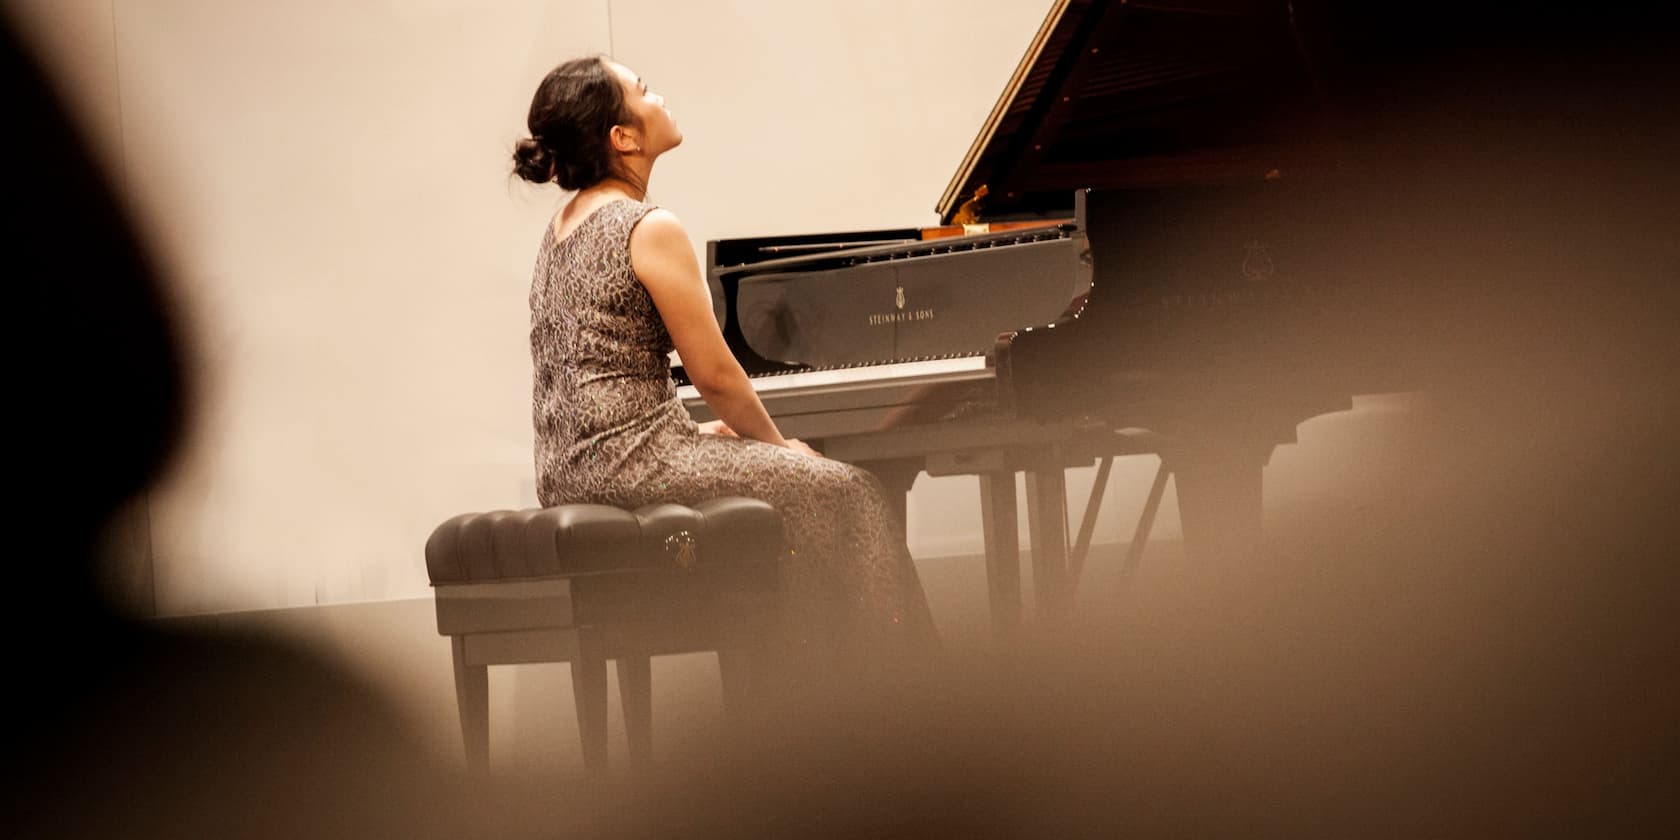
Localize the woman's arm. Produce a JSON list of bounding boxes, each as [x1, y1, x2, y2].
[[630, 208, 793, 448]]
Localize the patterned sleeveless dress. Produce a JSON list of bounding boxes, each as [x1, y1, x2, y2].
[[530, 198, 935, 653]]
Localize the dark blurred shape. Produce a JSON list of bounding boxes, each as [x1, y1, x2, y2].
[[0, 15, 487, 840], [1296, 0, 1679, 403], [10, 22, 186, 622]]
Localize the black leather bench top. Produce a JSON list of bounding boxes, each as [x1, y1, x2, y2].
[[425, 497, 784, 584]]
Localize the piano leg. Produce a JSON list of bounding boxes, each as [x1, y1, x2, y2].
[[1168, 443, 1273, 565], [1025, 468, 1074, 619], [857, 458, 920, 534], [978, 472, 1023, 640]]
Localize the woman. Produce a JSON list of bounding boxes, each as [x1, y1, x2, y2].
[[511, 56, 935, 662]]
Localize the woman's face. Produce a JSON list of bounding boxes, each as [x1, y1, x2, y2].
[[608, 60, 681, 155]]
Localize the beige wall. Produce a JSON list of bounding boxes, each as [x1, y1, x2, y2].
[[13, 0, 1359, 617]]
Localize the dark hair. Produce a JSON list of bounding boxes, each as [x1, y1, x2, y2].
[[512, 56, 635, 190]]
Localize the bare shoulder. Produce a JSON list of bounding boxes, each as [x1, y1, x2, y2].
[[628, 208, 699, 288], [630, 207, 687, 249]]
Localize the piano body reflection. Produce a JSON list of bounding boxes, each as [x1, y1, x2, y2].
[[675, 0, 1417, 636]]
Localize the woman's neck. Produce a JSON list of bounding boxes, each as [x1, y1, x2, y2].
[[596, 183, 643, 202], [597, 165, 650, 201]]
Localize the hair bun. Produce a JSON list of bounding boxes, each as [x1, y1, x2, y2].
[[512, 136, 554, 185]]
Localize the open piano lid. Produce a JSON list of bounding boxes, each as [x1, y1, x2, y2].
[[937, 0, 1339, 225]]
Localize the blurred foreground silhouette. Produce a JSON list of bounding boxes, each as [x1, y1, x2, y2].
[[2, 14, 495, 839]]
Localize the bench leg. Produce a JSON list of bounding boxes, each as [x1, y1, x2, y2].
[[451, 636, 489, 773], [616, 654, 653, 769], [571, 639, 609, 775]]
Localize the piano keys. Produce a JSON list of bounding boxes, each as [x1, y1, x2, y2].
[[677, 354, 990, 440]]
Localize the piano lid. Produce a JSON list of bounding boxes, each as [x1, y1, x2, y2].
[[937, 0, 1340, 225]]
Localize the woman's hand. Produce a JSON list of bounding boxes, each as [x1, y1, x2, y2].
[[785, 438, 824, 459], [697, 419, 736, 437]]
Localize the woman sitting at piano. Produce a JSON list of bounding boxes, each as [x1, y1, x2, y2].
[[510, 55, 936, 666]]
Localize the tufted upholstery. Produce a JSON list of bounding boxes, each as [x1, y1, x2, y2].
[[426, 496, 786, 774], [426, 496, 784, 582]]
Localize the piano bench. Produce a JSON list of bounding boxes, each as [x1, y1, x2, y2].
[[424, 497, 786, 775]]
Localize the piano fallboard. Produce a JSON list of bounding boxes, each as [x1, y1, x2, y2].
[[697, 223, 1087, 379]]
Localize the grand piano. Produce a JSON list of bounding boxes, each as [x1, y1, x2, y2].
[[675, 0, 1419, 636]]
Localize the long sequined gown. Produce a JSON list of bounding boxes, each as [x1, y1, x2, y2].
[[530, 198, 935, 653]]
